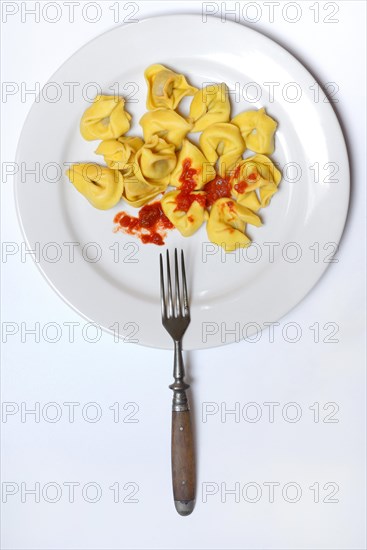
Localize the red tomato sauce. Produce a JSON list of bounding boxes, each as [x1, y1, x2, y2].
[[114, 202, 174, 246], [179, 158, 199, 189], [175, 190, 206, 212], [203, 175, 232, 206], [232, 166, 258, 194], [174, 158, 206, 212], [234, 180, 248, 194]]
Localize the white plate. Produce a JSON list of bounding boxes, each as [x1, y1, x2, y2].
[[15, 15, 349, 350]]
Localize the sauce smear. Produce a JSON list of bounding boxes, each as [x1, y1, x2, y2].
[[174, 158, 206, 212], [234, 180, 248, 194], [114, 202, 173, 246], [232, 168, 258, 194], [204, 175, 232, 206], [179, 158, 199, 190]]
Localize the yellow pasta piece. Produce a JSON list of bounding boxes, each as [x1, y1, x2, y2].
[[230, 154, 281, 210], [66, 163, 123, 210], [231, 108, 277, 154], [170, 139, 216, 189], [95, 136, 143, 172], [80, 95, 131, 141], [199, 122, 245, 176], [135, 136, 176, 182], [188, 83, 230, 132], [235, 190, 262, 212], [122, 175, 166, 208], [145, 64, 197, 110], [121, 137, 175, 207], [140, 108, 192, 149], [161, 191, 208, 237], [207, 198, 262, 251]]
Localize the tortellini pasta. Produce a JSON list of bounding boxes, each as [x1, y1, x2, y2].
[[231, 108, 277, 154], [140, 108, 192, 149], [188, 83, 230, 132], [66, 163, 123, 210], [145, 64, 197, 110], [120, 137, 176, 207], [207, 198, 262, 251], [161, 190, 208, 237], [170, 139, 216, 189], [68, 65, 281, 249], [95, 136, 143, 172], [134, 136, 176, 184], [199, 123, 245, 176], [80, 95, 131, 141], [230, 154, 281, 211], [122, 173, 167, 208]]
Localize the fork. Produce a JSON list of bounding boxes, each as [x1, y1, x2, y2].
[[160, 249, 196, 516]]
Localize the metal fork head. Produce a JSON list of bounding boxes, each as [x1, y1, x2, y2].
[[160, 249, 190, 342]]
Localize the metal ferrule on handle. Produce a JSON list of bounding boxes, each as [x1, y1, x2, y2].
[[170, 341, 190, 412]]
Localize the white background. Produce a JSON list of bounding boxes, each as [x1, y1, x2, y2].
[[1, 1, 366, 549]]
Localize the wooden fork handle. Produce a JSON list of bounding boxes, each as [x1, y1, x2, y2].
[[171, 404, 196, 516]]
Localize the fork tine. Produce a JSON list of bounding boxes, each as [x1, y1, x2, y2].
[[181, 250, 190, 318], [159, 253, 167, 319], [174, 248, 181, 317], [166, 249, 173, 318]]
